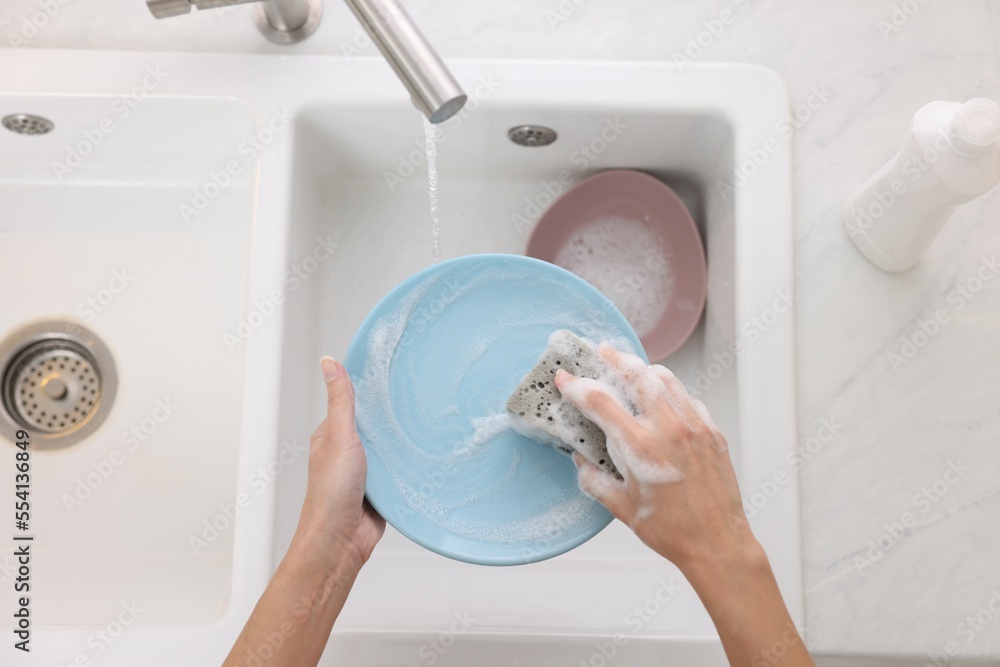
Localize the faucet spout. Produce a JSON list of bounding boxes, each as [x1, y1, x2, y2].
[[346, 0, 467, 123], [145, 0, 467, 124], [343, 0, 466, 123]]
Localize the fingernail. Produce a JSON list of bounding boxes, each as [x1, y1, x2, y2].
[[320, 356, 339, 382], [555, 369, 569, 383]]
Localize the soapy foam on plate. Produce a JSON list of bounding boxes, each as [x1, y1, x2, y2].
[[554, 215, 674, 338], [453, 412, 511, 459], [352, 260, 637, 547]]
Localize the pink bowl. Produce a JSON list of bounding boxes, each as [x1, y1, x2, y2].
[[525, 169, 707, 360]]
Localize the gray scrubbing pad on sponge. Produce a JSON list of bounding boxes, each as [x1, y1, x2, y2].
[[506, 330, 620, 478]]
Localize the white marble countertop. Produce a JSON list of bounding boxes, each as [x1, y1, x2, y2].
[[5, 0, 1000, 659]]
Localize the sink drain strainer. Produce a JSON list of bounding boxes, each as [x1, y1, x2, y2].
[[2, 113, 54, 136], [0, 320, 117, 449], [508, 125, 557, 147]]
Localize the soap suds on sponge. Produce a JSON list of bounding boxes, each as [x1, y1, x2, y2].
[[506, 330, 621, 478]]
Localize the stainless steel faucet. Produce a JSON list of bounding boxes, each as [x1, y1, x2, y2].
[[146, 0, 467, 123]]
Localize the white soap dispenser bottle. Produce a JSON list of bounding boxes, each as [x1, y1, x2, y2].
[[844, 98, 1000, 272]]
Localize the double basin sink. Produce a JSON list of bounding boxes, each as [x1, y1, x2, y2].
[[0, 49, 796, 666]]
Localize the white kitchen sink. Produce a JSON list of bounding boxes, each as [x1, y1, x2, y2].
[[0, 50, 797, 666]]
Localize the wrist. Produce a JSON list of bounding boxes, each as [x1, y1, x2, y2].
[[677, 533, 769, 594], [290, 521, 365, 585]]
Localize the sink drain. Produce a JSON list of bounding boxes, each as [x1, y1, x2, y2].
[[0, 320, 117, 449], [508, 125, 557, 147], [2, 113, 54, 136]]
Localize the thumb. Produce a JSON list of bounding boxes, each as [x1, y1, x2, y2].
[[320, 356, 357, 444]]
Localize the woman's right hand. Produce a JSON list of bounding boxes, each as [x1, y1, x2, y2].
[[553, 343, 759, 573], [554, 344, 814, 667]]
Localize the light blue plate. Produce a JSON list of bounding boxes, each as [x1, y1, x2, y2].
[[344, 254, 647, 565]]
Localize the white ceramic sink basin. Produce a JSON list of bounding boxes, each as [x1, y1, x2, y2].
[[0, 50, 797, 666], [0, 91, 256, 624], [278, 62, 799, 665]]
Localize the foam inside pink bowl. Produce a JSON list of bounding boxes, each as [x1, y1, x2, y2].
[[525, 169, 707, 360]]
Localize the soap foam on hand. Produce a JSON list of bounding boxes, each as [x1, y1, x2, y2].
[[554, 215, 674, 338]]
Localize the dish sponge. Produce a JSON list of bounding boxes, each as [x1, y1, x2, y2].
[[506, 330, 620, 478]]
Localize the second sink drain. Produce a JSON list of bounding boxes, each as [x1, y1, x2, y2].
[[0, 320, 117, 449]]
